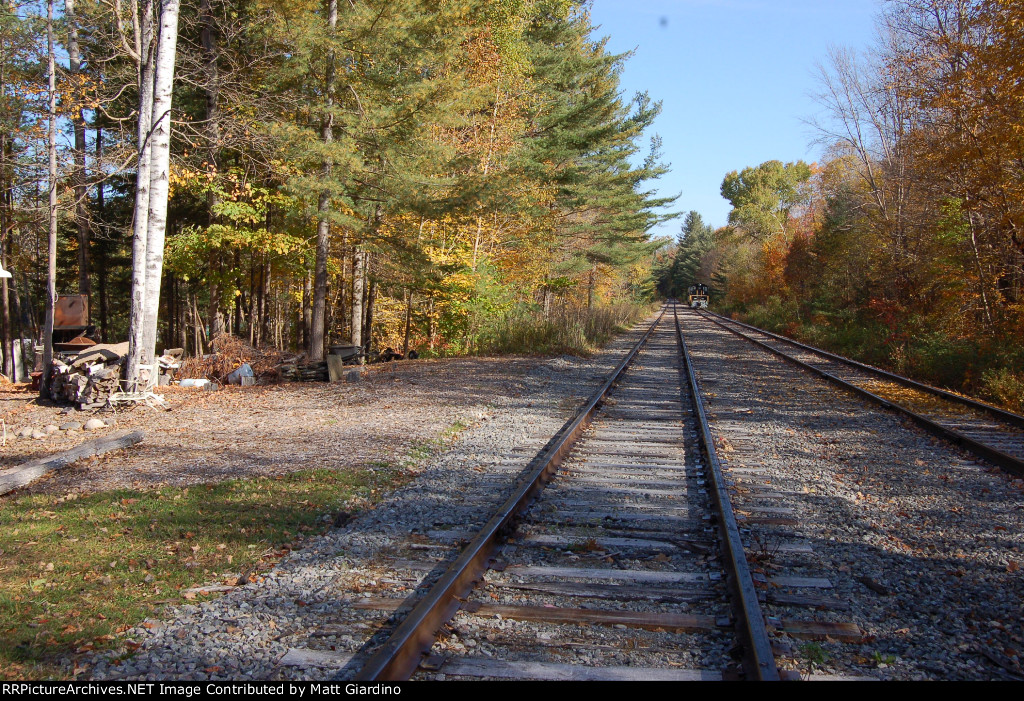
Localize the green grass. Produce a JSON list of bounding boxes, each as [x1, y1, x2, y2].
[[800, 641, 831, 676], [401, 419, 470, 469], [0, 465, 410, 680], [476, 302, 653, 357]]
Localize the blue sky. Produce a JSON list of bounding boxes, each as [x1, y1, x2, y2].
[[588, 0, 880, 239]]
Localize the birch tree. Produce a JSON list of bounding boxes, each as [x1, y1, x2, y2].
[[41, 0, 57, 398], [125, 0, 180, 388]]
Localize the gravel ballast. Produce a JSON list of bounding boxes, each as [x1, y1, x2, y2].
[[680, 311, 1024, 681], [83, 320, 657, 681]]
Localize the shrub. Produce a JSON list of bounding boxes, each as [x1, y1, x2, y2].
[[477, 302, 652, 357], [981, 368, 1024, 414]]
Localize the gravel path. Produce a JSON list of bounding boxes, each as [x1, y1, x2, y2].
[[680, 310, 1024, 681], [83, 319, 656, 681]]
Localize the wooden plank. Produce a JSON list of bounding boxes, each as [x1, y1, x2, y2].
[[767, 593, 850, 610], [500, 564, 709, 584], [0, 430, 145, 496], [533, 509, 698, 527], [561, 466, 689, 479], [772, 619, 864, 642], [544, 499, 693, 514], [181, 584, 237, 597], [279, 648, 353, 668], [775, 542, 814, 554], [439, 657, 721, 681], [467, 602, 717, 633], [770, 577, 831, 589], [584, 436, 683, 446], [557, 476, 686, 490], [489, 580, 715, 603], [742, 517, 799, 526], [576, 448, 681, 460], [805, 674, 877, 681], [389, 559, 449, 573], [521, 534, 708, 552], [326, 355, 346, 382], [574, 461, 688, 471], [352, 597, 410, 612], [737, 506, 796, 515], [548, 484, 688, 498], [769, 576, 833, 588]]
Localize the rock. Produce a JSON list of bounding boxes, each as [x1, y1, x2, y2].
[[44, 424, 59, 434], [60, 422, 83, 431], [83, 418, 106, 431]]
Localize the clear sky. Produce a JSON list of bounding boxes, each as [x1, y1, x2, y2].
[[588, 0, 881, 239]]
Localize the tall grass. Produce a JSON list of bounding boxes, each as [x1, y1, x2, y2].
[[477, 302, 653, 356]]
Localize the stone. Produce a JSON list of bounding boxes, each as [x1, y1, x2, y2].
[[83, 418, 106, 431]]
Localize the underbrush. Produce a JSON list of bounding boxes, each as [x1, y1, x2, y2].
[[981, 368, 1024, 414], [476, 302, 653, 357], [732, 299, 1024, 413]]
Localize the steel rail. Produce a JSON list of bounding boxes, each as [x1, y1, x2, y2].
[[673, 306, 780, 681], [350, 308, 666, 681], [694, 310, 1024, 477], [702, 310, 1024, 430]]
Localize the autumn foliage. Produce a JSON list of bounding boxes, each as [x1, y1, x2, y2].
[[658, 0, 1024, 411], [0, 1, 671, 379]]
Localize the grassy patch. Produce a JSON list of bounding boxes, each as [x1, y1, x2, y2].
[[400, 419, 470, 470], [0, 465, 408, 680], [476, 303, 653, 357]]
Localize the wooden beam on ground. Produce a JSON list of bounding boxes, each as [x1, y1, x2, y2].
[[439, 657, 722, 681], [0, 430, 144, 496], [351, 596, 718, 632]]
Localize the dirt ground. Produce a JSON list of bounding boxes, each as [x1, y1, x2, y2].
[[0, 358, 546, 498]]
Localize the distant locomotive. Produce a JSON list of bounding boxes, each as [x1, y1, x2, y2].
[[687, 283, 709, 309]]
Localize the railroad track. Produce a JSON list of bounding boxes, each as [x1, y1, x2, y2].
[[695, 310, 1024, 476], [346, 304, 785, 681]]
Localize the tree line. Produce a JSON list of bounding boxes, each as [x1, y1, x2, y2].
[[656, 0, 1024, 412], [0, 0, 672, 391]]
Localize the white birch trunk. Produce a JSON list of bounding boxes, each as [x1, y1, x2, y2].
[[140, 0, 181, 362], [41, 0, 57, 398], [126, 0, 180, 387], [126, 0, 155, 388]]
